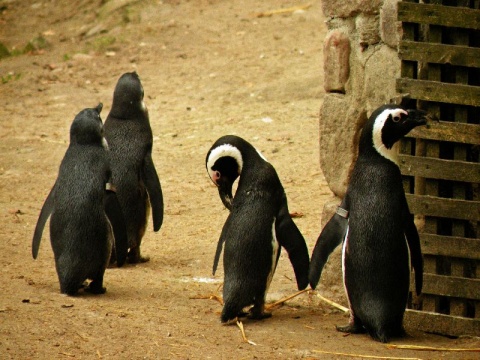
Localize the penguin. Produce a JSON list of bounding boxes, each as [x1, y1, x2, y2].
[[104, 72, 164, 263], [309, 104, 426, 342], [32, 104, 128, 295], [206, 135, 310, 323]]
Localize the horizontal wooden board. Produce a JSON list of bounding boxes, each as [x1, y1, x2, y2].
[[406, 194, 480, 221], [398, 2, 480, 30], [420, 233, 480, 260], [405, 309, 480, 337], [399, 155, 480, 183], [406, 121, 480, 145], [397, 78, 480, 107], [399, 40, 480, 68], [423, 274, 480, 300]]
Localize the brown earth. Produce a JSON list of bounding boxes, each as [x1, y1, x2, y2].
[[0, 0, 479, 359]]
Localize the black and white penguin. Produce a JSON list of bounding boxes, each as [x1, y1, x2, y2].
[[32, 104, 128, 295], [206, 135, 310, 323], [104, 72, 164, 263], [309, 105, 426, 342]]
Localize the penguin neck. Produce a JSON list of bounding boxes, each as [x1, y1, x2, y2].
[[373, 139, 399, 165], [110, 101, 146, 120], [371, 118, 399, 165]]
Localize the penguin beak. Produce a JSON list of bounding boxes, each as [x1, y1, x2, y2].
[[216, 177, 234, 211], [405, 109, 428, 127]]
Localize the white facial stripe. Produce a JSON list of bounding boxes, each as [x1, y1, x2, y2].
[[206, 144, 243, 181], [372, 109, 407, 164]]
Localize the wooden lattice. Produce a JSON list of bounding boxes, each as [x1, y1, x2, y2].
[[396, 0, 480, 337]]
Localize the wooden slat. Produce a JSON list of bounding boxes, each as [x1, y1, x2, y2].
[[397, 78, 480, 106], [398, 40, 480, 68], [406, 194, 480, 221], [405, 309, 480, 337], [399, 155, 480, 183], [406, 121, 480, 145], [398, 2, 480, 30], [420, 233, 480, 260], [423, 274, 480, 300]]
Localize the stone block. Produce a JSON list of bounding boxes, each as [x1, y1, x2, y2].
[[323, 30, 350, 93], [319, 93, 367, 197], [355, 14, 380, 49], [380, 0, 402, 48], [322, 0, 383, 18], [364, 45, 401, 116]]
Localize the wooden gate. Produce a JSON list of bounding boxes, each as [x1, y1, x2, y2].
[[396, 0, 480, 336]]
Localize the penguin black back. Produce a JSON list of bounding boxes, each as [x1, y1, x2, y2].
[[104, 72, 164, 264], [32, 104, 128, 295], [206, 135, 309, 323]]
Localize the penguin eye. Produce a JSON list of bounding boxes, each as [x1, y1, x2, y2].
[[392, 115, 401, 123]]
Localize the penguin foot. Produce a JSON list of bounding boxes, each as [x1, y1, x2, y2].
[[336, 322, 366, 334], [85, 281, 106, 294], [127, 248, 150, 264], [247, 308, 272, 321]]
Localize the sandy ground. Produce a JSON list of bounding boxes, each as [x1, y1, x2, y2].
[[0, 0, 479, 358]]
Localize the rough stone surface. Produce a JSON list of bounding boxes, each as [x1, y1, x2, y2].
[[380, 0, 402, 48], [322, 0, 384, 18], [319, 93, 366, 198], [364, 45, 401, 116], [323, 30, 350, 93], [355, 14, 380, 49]]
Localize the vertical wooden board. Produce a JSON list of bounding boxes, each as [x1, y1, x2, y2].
[[421, 2, 443, 314], [449, 16, 470, 318]]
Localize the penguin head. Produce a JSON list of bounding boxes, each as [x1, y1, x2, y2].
[[70, 103, 106, 147], [206, 140, 243, 210], [110, 71, 146, 118], [366, 105, 428, 163]]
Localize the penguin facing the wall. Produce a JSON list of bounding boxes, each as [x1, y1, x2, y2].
[[309, 105, 426, 343], [104, 72, 164, 264], [206, 135, 310, 323], [32, 104, 128, 295]]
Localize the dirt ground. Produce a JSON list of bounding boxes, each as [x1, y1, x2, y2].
[[0, 0, 479, 359]]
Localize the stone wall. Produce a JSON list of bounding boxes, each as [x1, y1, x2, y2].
[[317, 0, 402, 302]]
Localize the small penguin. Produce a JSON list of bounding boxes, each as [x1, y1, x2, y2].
[[206, 135, 310, 323], [309, 105, 426, 342], [32, 104, 128, 295], [104, 72, 164, 263]]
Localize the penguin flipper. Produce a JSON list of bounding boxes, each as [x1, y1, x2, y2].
[[32, 185, 55, 259], [275, 195, 310, 290], [105, 188, 128, 267], [212, 225, 228, 276], [309, 203, 349, 289], [143, 154, 164, 232], [404, 211, 423, 295]]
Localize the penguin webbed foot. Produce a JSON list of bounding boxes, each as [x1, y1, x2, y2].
[[127, 247, 150, 264], [247, 304, 272, 320], [85, 281, 106, 294], [336, 321, 366, 334]]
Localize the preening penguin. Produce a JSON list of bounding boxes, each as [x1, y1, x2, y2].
[[309, 105, 427, 342], [206, 135, 310, 323], [32, 104, 128, 295], [104, 72, 164, 263]]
